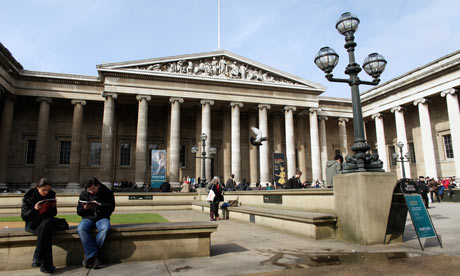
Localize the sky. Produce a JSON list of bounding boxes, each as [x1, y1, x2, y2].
[[2, 0, 460, 98]]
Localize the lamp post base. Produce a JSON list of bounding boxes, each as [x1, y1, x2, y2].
[[343, 142, 384, 174]]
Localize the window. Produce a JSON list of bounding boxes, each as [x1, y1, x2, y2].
[[90, 142, 101, 166], [26, 139, 36, 165], [180, 144, 186, 168], [120, 143, 132, 166], [408, 142, 416, 163], [59, 141, 71, 165], [389, 145, 396, 166], [443, 134, 454, 159]]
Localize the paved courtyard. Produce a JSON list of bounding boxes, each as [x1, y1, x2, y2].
[[2, 202, 460, 275]]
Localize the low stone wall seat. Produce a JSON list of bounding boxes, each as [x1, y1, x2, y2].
[[0, 221, 217, 271], [192, 202, 336, 240]]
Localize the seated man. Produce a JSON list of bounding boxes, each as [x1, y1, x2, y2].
[[77, 177, 115, 269]]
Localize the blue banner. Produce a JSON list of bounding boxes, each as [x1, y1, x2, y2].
[[151, 150, 167, 188], [404, 194, 436, 239]]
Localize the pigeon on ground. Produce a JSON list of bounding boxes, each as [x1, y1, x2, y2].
[[250, 126, 267, 146]]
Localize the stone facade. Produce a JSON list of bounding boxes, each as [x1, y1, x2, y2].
[[0, 43, 459, 188]]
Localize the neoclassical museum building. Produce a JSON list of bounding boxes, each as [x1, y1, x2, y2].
[[0, 42, 459, 189]]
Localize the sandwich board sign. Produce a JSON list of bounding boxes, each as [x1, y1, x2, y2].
[[384, 178, 442, 251]]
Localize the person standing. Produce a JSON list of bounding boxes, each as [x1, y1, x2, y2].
[[209, 176, 224, 221], [21, 178, 58, 274], [416, 176, 429, 208], [325, 155, 343, 188], [428, 177, 440, 203], [285, 170, 302, 189], [77, 177, 115, 269]]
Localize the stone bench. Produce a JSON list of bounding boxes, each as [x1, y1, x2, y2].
[[192, 202, 336, 240], [0, 221, 217, 271]]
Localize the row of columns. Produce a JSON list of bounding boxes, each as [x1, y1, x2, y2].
[[0, 92, 352, 186], [371, 88, 460, 179]]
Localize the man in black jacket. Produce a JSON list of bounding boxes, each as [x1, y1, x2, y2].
[[77, 178, 115, 269], [416, 176, 429, 208], [285, 170, 302, 189]]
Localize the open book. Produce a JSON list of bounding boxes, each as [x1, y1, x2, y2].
[[79, 200, 101, 206]]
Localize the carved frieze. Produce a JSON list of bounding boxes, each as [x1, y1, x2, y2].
[[126, 56, 300, 85]]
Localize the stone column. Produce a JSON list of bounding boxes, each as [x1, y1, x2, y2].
[[337, 118, 349, 157], [319, 116, 328, 182], [414, 98, 438, 179], [33, 97, 52, 183], [272, 113, 283, 153], [372, 113, 389, 172], [67, 100, 86, 187], [248, 111, 258, 185], [230, 102, 243, 182], [0, 94, 14, 187], [309, 108, 321, 182], [195, 110, 202, 180], [134, 95, 151, 187], [222, 109, 231, 181], [201, 100, 214, 181], [258, 104, 271, 184], [284, 106, 296, 178], [441, 89, 460, 180], [391, 106, 411, 179], [169, 97, 183, 186], [100, 93, 117, 187], [296, 113, 307, 183]]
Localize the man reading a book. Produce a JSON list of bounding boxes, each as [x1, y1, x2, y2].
[[77, 177, 115, 269]]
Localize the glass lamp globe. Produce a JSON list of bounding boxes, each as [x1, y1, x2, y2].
[[336, 12, 360, 35], [314, 47, 339, 74], [404, 152, 411, 161], [392, 152, 399, 160], [191, 146, 198, 154], [363, 53, 387, 78], [200, 133, 207, 141], [210, 147, 217, 155]]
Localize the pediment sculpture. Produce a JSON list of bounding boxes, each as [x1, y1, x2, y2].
[[128, 56, 299, 85]]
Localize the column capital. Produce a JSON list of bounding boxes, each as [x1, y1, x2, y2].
[[309, 107, 321, 113], [283, 105, 296, 112], [257, 104, 271, 110], [230, 102, 243, 108], [441, 88, 458, 97], [102, 92, 118, 99], [390, 106, 404, 113], [169, 97, 183, 104], [36, 97, 52, 104], [337, 117, 349, 123], [200, 99, 214, 106], [318, 115, 328, 121], [371, 113, 383, 120], [71, 99, 86, 106], [137, 95, 152, 102], [413, 98, 428, 106]]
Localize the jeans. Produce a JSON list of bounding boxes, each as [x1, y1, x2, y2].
[[77, 218, 110, 260]]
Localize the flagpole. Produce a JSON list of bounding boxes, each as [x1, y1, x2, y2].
[[217, 0, 221, 49]]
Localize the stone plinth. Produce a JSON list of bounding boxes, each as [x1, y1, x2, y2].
[[334, 172, 396, 245]]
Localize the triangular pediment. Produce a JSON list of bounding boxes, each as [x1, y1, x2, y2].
[[97, 50, 325, 91]]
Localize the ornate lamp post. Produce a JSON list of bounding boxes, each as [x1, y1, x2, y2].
[[191, 133, 217, 188], [392, 141, 411, 179], [314, 12, 387, 173]]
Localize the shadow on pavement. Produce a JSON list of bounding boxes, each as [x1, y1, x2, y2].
[[211, 243, 249, 256]]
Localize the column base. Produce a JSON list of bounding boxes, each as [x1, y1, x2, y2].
[[170, 182, 181, 191], [334, 172, 396, 245], [65, 183, 83, 192]]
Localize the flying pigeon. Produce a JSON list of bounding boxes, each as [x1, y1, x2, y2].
[[250, 126, 267, 146]]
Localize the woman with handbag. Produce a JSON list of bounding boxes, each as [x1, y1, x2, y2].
[[209, 176, 224, 221], [21, 178, 58, 274]]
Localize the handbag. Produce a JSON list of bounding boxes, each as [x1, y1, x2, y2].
[[206, 189, 216, 202], [54, 218, 69, 231]]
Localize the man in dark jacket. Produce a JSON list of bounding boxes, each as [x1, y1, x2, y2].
[[160, 178, 171, 192], [416, 176, 429, 208], [286, 170, 302, 189], [225, 174, 236, 191], [77, 177, 115, 269]]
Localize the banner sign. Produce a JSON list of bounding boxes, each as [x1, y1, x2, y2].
[[273, 153, 286, 187], [404, 194, 437, 239], [151, 150, 167, 188]]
